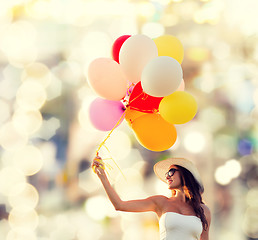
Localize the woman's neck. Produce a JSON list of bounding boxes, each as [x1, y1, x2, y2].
[[171, 189, 186, 202]]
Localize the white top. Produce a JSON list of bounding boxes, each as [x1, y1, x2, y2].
[[159, 212, 203, 240]]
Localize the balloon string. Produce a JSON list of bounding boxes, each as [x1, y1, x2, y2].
[[103, 145, 127, 180], [95, 107, 128, 155], [95, 83, 156, 179], [126, 87, 159, 113], [129, 106, 159, 114], [127, 92, 144, 105]]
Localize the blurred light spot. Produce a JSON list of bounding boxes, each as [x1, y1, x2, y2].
[[199, 107, 226, 132], [45, 75, 62, 101], [78, 96, 98, 132], [194, 63, 221, 93], [155, 0, 172, 5], [82, 0, 132, 17], [0, 5, 13, 25], [137, 2, 156, 18], [52, 61, 82, 86], [253, 88, 258, 106], [21, 62, 52, 88], [0, 99, 11, 124], [142, 22, 165, 39], [102, 130, 132, 160], [193, 2, 221, 24], [238, 139, 253, 156], [76, 216, 103, 240], [48, 215, 76, 240], [225, 159, 242, 178], [35, 117, 60, 140], [85, 196, 116, 221], [224, 0, 258, 36], [8, 183, 39, 209], [212, 42, 230, 60], [183, 131, 206, 153], [1, 21, 37, 67], [37, 142, 57, 172], [49, 0, 90, 26], [214, 165, 231, 185], [81, 32, 112, 68], [214, 134, 237, 159], [0, 76, 20, 100], [154, 178, 171, 196], [114, 168, 144, 199], [8, 207, 39, 231], [0, 122, 28, 151], [215, 159, 242, 185], [121, 223, 143, 240], [25, 0, 50, 20], [246, 188, 258, 208], [225, 79, 254, 114], [161, 14, 179, 27], [1, 21, 36, 51], [217, 231, 241, 240], [11, 145, 43, 176], [236, 82, 255, 113], [16, 81, 47, 110], [242, 207, 258, 238], [7, 229, 37, 240], [79, 169, 101, 194], [0, 167, 26, 196], [187, 47, 210, 62], [12, 109, 42, 135]]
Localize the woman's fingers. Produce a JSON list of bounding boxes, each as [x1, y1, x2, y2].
[[92, 156, 105, 174]]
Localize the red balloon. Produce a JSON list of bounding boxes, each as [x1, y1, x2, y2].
[[128, 82, 163, 113], [111, 35, 131, 63]]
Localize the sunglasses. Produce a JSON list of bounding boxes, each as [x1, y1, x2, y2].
[[165, 168, 179, 178]]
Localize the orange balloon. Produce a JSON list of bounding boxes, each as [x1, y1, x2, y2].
[[125, 107, 146, 128], [132, 114, 177, 151]]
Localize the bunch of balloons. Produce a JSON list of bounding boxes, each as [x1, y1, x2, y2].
[[87, 34, 198, 152]]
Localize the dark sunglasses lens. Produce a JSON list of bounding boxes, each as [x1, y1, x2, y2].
[[166, 168, 177, 178]]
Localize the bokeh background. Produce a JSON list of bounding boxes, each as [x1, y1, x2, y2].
[[0, 0, 258, 239]]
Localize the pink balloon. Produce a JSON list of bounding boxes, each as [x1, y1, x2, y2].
[[89, 98, 126, 131], [87, 58, 128, 101]]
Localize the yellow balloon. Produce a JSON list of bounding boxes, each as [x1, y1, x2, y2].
[[125, 107, 146, 128], [132, 113, 177, 151], [154, 35, 184, 64], [159, 91, 198, 124]]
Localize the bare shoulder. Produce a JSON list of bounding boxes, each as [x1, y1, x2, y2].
[[201, 203, 211, 223], [148, 195, 168, 204]]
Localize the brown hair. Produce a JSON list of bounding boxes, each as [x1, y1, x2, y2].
[[176, 165, 208, 231]]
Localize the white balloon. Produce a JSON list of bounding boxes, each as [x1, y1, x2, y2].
[[119, 34, 158, 83], [141, 56, 183, 97]]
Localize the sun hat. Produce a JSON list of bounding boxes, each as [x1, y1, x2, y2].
[[153, 158, 203, 190]]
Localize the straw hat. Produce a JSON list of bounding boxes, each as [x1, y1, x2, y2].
[[153, 158, 203, 191]]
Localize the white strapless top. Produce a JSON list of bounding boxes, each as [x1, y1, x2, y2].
[[159, 212, 203, 240]]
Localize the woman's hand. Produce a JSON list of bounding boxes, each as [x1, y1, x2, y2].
[[92, 156, 106, 177]]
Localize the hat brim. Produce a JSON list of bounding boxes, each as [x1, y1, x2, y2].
[[153, 158, 203, 191]]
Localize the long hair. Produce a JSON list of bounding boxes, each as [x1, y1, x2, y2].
[[176, 165, 208, 231]]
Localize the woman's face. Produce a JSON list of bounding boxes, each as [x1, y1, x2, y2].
[[165, 165, 182, 189]]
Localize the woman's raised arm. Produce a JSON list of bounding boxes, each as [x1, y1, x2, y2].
[[92, 157, 163, 214]]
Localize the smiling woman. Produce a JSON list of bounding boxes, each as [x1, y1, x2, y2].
[[92, 156, 211, 240]]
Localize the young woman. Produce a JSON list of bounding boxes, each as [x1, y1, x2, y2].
[[92, 156, 211, 240]]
